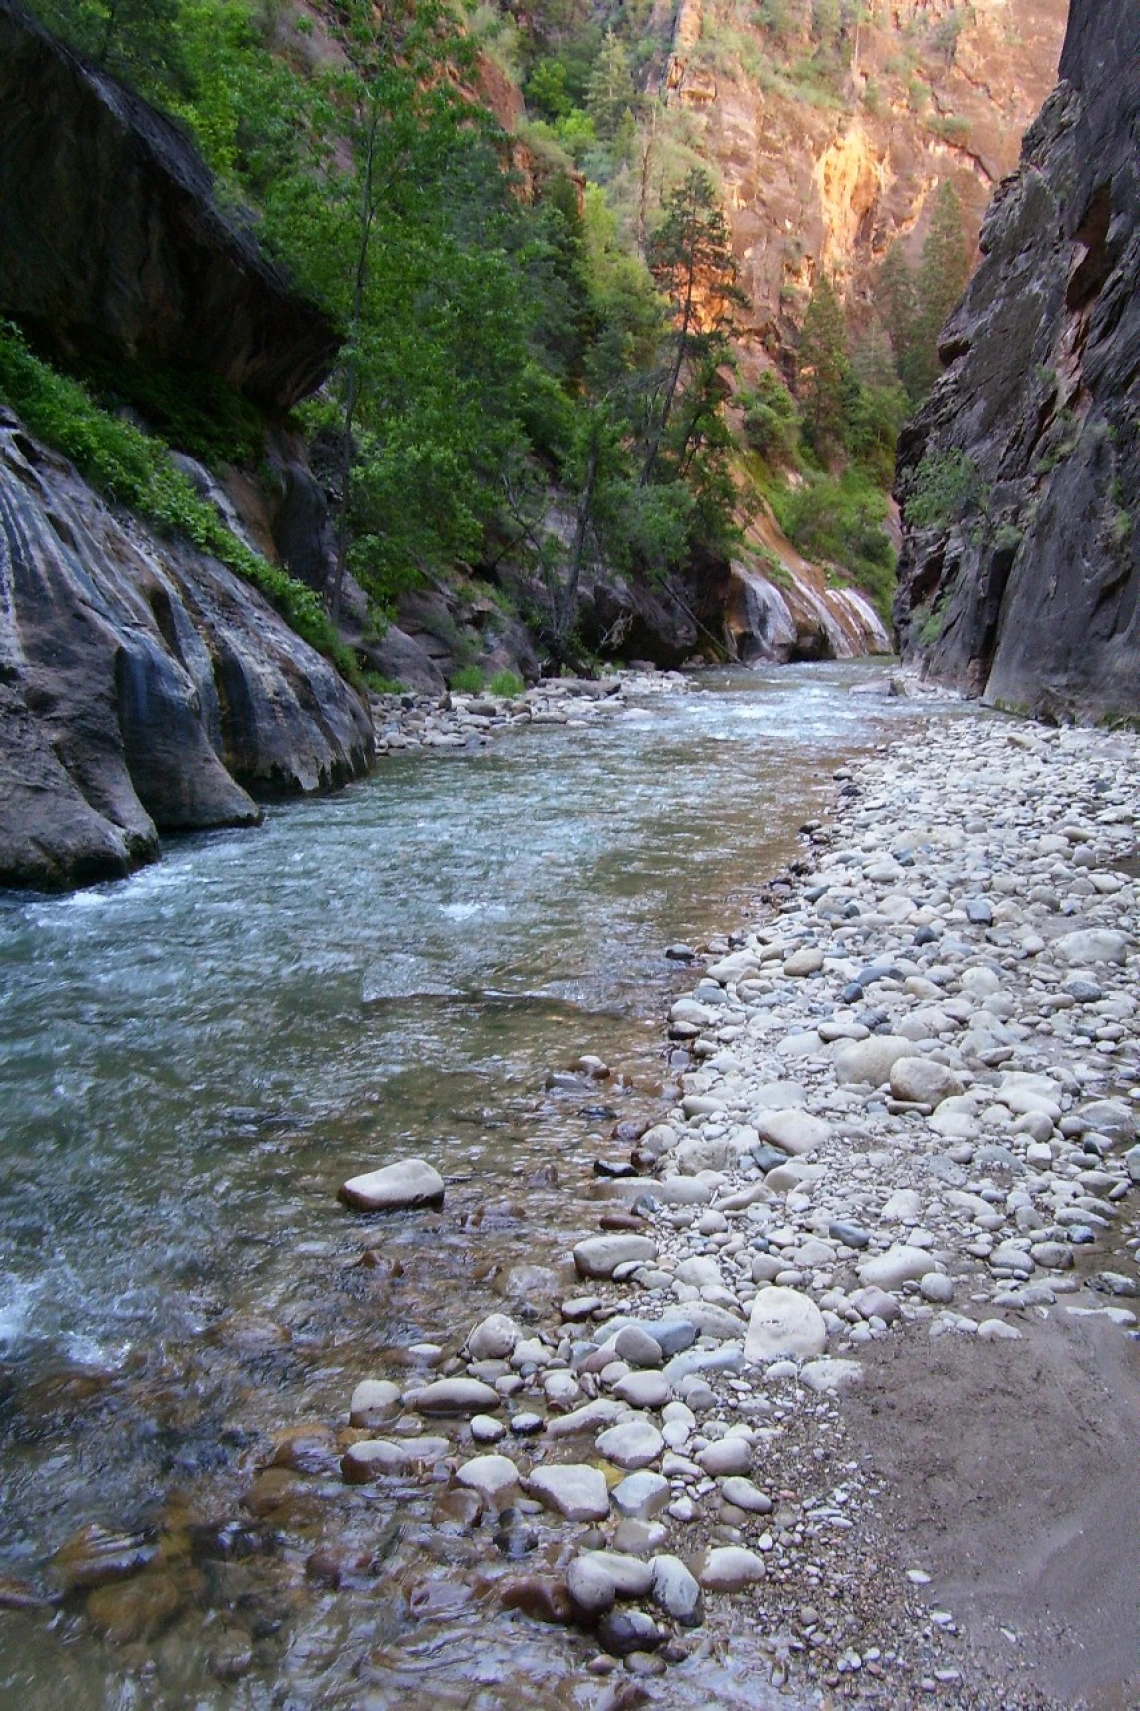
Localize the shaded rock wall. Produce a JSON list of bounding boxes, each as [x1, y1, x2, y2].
[[0, 413, 373, 889], [892, 0, 1140, 722], [0, 0, 338, 409]]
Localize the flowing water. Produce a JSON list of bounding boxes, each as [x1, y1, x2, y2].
[[0, 665, 922, 1709]]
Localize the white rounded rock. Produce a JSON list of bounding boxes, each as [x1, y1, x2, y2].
[[744, 1287, 827, 1363], [456, 1454, 520, 1503], [699, 1545, 767, 1591]]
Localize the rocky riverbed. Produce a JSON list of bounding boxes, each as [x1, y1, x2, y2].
[[316, 710, 1140, 1709], [16, 690, 1139, 1710], [367, 668, 691, 757]]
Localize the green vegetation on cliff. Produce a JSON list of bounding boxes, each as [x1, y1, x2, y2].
[[18, 0, 978, 654], [0, 321, 356, 674]]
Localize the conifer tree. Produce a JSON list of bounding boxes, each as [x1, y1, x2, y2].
[[586, 30, 636, 141], [913, 181, 969, 388], [640, 168, 744, 485], [797, 270, 849, 452]]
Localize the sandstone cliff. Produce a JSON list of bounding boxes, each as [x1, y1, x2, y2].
[[656, 0, 1068, 374], [892, 0, 1139, 722]]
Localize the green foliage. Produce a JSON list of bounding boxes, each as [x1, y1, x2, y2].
[[771, 465, 897, 618], [739, 370, 800, 462], [876, 183, 970, 403], [30, 0, 191, 97], [78, 354, 265, 465], [488, 668, 526, 696], [449, 664, 485, 692], [992, 523, 1024, 554], [586, 31, 636, 141], [903, 448, 987, 528], [797, 272, 849, 451], [0, 321, 354, 674], [364, 671, 405, 694]]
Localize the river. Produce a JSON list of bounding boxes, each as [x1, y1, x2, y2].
[[0, 665, 920, 1709]]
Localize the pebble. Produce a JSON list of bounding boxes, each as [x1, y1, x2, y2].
[[596, 1420, 665, 1470], [651, 1555, 703, 1624], [412, 1378, 500, 1416], [698, 1546, 767, 1591], [456, 1455, 520, 1504], [744, 1287, 828, 1361]]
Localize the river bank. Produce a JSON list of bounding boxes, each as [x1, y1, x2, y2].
[[3, 678, 1136, 1709], [315, 709, 1140, 1710]]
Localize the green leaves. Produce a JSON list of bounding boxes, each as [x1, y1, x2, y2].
[[0, 323, 354, 672]]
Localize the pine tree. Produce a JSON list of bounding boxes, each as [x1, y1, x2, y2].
[[797, 271, 849, 452], [586, 30, 636, 142], [913, 181, 969, 388], [874, 241, 918, 389], [640, 168, 745, 485]]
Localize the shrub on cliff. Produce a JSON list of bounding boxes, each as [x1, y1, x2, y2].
[[0, 322, 355, 675]]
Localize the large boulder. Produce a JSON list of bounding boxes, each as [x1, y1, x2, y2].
[[0, 417, 373, 889]]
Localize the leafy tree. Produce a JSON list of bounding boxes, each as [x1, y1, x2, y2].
[[796, 271, 849, 452]]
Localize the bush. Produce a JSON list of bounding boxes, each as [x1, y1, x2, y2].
[[488, 668, 526, 697], [449, 664, 484, 693], [772, 466, 897, 618], [364, 671, 405, 694], [0, 322, 356, 677], [739, 371, 800, 463], [903, 448, 987, 529]]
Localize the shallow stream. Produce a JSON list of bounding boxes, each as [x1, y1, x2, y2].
[[0, 665, 920, 1708]]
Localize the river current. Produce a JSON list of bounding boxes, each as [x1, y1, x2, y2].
[[0, 665, 919, 1709]]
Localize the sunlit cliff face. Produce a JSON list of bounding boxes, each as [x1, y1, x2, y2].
[[658, 0, 1068, 375]]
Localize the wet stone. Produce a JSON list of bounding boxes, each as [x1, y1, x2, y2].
[[349, 1379, 401, 1428], [566, 1555, 617, 1618], [456, 1454, 520, 1504], [652, 1555, 703, 1626], [341, 1439, 409, 1483], [597, 1607, 663, 1657], [412, 1378, 500, 1415], [54, 1525, 156, 1592], [338, 1157, 445, 1212], [526, 1464, 610, 1522]]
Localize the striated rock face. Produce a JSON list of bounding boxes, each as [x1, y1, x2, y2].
[[892, 0, 1140, 722], [716, 511, 891, 665], [0, 0, 337, 409], [0, 413, 374, 889]]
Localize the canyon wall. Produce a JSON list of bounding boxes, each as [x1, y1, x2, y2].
[[892, 0, 1139, 721]]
